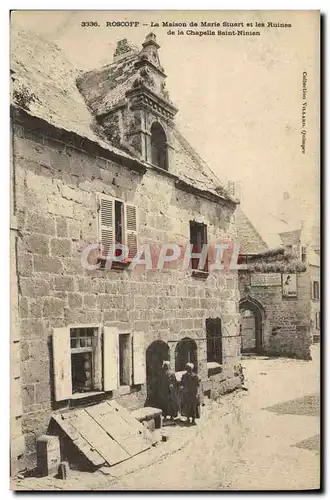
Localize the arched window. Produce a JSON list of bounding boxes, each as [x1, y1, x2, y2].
[[151, 122, 168, 170], [175, 338, 198, 373]]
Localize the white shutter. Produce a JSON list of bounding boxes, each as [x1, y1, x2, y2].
[[103, 326, 119, 391], [132, 331, 145, 385], [52, 327, 72, 401], [98, 195, 115, 258], [125, 204, 138, 260]]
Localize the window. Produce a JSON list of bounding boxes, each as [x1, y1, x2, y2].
[[175, 338, 198, 373], [301, 246, 307, 262], [119, 333, 131, 386], [315, 312, 320, 330], [151, 122, 168, 170], [70, 327, 97, 393], [206, 318, 222, 364], [189, 221, 208, 273], [313, 281, 320, 300], [52, 326, 145, 401], [98, 194, 137, 260]]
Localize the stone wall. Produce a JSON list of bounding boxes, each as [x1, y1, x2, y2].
[[309, 264, 320, 340], [239, 271, 312, 359], [12, 120, 241, 471]]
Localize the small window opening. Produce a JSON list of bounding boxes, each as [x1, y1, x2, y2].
[[119, 333, 131, 386]]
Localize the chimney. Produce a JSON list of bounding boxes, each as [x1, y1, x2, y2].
[[113, 39, 138, 63]]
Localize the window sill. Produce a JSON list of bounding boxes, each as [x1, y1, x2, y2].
[[70, 391, 104, 400], [192, 270, 209, 280]]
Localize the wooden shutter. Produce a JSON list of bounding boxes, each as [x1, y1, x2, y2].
[[98, 195, 115, 258], [132, 331, 145, 385], [52, 327, 72, 401], [103, 326, 119, 391], [125, 204, 138, 260]]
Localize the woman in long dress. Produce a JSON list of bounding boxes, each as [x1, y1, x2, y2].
[[157, 361, 179, 420], [180, 363, 201, 425]]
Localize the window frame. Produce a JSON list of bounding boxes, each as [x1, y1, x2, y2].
[[97, 193, 138, 265], [189, 220, 209, 276], [313, 280, 320, 300]]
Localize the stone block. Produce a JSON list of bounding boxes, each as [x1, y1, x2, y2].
[[19, 296, 29, 318], [21, 339, 49, 362], [63, 258, 84, 276], [21, 359, 49, 385], [20, 319, 46, 339], [54, 275, 74, 292], [17, 253, 33, 277], [55, 217, 68, 237], [35, 382, 51, 404], [51, 238, 72, 258], [29, 299, 43, 318], [34, 255, 62, 274], [49, 148, 70, 173], [43, 297, 65, 318], [25, 212, 56, 236], [21, 234, 50, 255], [83, 294, 96, 309], [68, 293, 83, 309], [22, 384, 36, 409]]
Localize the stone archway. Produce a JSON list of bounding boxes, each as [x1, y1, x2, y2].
[[239, 297, 265, 354], [145, 340, 170, 404]]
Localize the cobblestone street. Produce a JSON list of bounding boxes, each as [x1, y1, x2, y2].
[[14, 345, 320, 491]]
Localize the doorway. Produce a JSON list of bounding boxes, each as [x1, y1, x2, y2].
[[145, 340, 170, 405], [239, 298, 264, 354]]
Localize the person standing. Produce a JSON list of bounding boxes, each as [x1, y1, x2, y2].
[[180, 363, 201, 425], [157, 361, 179, 420]]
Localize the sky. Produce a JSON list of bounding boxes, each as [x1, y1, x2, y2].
[[11, 10, 320, 246]]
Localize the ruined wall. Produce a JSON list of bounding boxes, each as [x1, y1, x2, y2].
[[239, 271, 312, 359], [13, 121, 241, 471]]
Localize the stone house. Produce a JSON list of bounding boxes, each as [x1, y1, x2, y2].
[[10, 29, 242, 474], [231, 188, 313, 360]]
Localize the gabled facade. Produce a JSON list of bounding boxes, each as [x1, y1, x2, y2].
[[10, 30, 242, 474]]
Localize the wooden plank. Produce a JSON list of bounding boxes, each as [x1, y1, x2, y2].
[[108, 401, 153, 442], [86, 402, 151, 457], [86, 403, 137, 441], [51, 414, 105, 467], [68, 409, 129, 466]]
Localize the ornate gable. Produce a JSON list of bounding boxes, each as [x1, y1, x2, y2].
[[77, 33, 178, 169]]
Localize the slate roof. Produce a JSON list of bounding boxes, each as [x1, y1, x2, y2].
[[11, 27, 236, 205], [235, 206, 268, 253], [10, 28, 144, 163]]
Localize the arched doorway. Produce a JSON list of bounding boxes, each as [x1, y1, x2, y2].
[[239, 297, 264, 354], [175, 338, 198, 372], [145, 340, 170, 403]]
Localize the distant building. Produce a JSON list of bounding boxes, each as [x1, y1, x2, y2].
[[234, 187, 314, 360]]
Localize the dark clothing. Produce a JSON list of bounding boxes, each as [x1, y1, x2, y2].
[[180, 371, 201, 419], [156, 369, 179, 418]]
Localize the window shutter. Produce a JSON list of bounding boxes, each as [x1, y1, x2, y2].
[[132, 331, 145, 385], [125, 204, 138, 260], [98, 195, 115, 258], [103, 326, 119, 391], [52, 327, 72, 401]]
